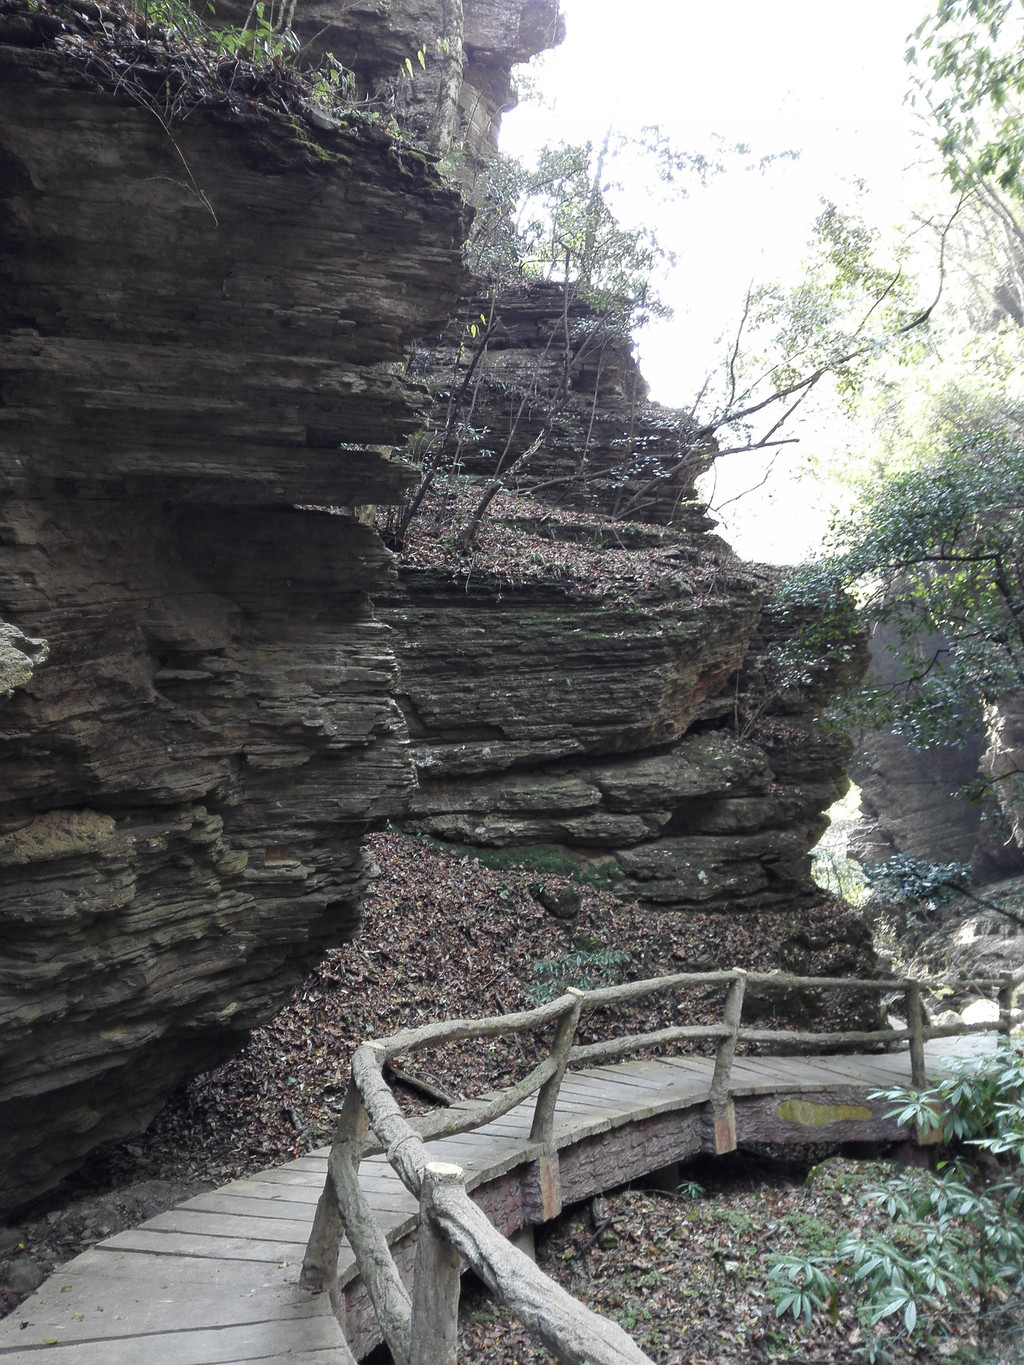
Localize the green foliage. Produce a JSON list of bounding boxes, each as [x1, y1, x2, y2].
[[863, 854, 974, 907], [100, 0, 414, 133], [780, 1210, 840, 1250], [461, 134, 706, 341], [307, 52, 357, 108], [823, 421, 1024, 747], [812, 843, 867, 902], [706, 198, 934, 459], [512, 139, 670, 330], [909, 0, 1024, 192], [746, 202, 925, 407], [143, 0, 208, 43], [205, 0, 299, 63], [766, 1041, 1024, 1361], [811, 787, 869, 904], [768, 1254, 836, 1327], [732, 563, 862, 743], [769, 561, 863, 683], [881, 1040, 1024, 1151], [463, 131, 775, 330], [527, 935, 630, 1004], [139, 0, 302, 64]]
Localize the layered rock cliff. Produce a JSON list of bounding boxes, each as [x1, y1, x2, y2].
[[0, 0, 479, 1213], [399, 280, 718, 529], [378, 293, 868, 913], [982, 693, 1024, 861], [851, 627, 1024, 881], [1, 0, 872, 1216], [202, 0, 563, 160], [384, 550, 862, 913]]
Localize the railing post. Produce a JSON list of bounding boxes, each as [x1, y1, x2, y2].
[[303, 1044, 414, 1365], [411, 1163, 464, 1365], [528, 988, 584, 1221], [998, 973, 1015, 1039], [302, 1078, 369, 1303], [904, 980, 927, 1090], [708, 968, 746, 1155]]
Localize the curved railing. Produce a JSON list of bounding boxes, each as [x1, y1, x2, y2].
[[301, 965, 1023, 1365]]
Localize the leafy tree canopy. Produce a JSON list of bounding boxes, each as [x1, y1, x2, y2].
[[462, 131, 742, 339], [772, 3, 1024, 770], [807, 401, 1024, 747], [910, 0, 1024, 190]]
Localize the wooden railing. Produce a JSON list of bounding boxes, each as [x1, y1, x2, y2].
[[301, 966, 1023, 1365]]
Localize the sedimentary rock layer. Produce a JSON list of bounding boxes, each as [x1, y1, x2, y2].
[[406, 281, 719, 529], [383, 279, 866, 915], [0, 25, 466, 1212], [982, 693, 1024, 863], [383, 544, 863, 913], [200, 0, 565, 161], [0, 0, 874, 1216]]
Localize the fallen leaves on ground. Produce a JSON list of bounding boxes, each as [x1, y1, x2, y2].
[[459, 1155, 1013, 1364], [2, 829, 887, 1349], [113, 829, 873, 1186], [377, 485, 768, 607]]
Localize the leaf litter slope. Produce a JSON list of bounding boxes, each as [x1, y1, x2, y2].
[[459, 1154, 1020, 1365], [137, 829, 871, 1181], [0, 830, 873, 1348]]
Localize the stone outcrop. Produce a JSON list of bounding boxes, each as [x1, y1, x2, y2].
[[981, 693, 1024, 864], [0, 0, 481, 1213], [380, 290, 868, 911], [851, 627, 1024, 880], [201, 0, 564, 161], [384, 554, 861, 912], [403, 281, 718, 530]]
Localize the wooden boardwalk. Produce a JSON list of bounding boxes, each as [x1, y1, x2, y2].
[[0, 1037, 993, 1364]]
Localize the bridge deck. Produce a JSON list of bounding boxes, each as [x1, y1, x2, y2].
[[0, 1038, 990, 1363]]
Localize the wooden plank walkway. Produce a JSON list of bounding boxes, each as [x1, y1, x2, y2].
[[0, 1037, 994, 1364]]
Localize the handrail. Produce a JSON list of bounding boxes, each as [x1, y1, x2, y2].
[[302, 963, 1022, 1363], [370, 993, 578, 1062]]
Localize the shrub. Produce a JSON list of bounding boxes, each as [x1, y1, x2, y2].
[[527, 936, 630, 1003], [767, 1040, 1024, 1361]]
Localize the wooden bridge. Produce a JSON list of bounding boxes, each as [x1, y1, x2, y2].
[[0, 967, 1019, 1364]]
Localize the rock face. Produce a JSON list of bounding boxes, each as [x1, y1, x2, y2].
[[851, 627, 1024, 880], [380, 290, 868, 913], [852, 730, 989, 868], [0, 0, 871, 1215], [981, 693, 1024, 866], [388, 565, 860, 911], [0, 6, 476, 1213], [201, 0, 564, 161], [402, 281, 719, 530]]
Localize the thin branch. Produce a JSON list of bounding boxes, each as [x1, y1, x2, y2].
[[726, 283, 754, 413], [708, 438, 799, 458], [711, 447, 787, 512], [697, 196, 966, 444]]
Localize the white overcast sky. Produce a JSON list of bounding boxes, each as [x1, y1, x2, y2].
[[500, 0, 938, 559]]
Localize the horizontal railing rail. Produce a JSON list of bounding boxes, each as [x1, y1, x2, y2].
[[302, 964, 1023, 1365]]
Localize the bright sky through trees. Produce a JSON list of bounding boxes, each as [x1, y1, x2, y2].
[[501, 0, 937, 560]]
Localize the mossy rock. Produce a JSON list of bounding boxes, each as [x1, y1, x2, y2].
[[530, 881, 582, 920]]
